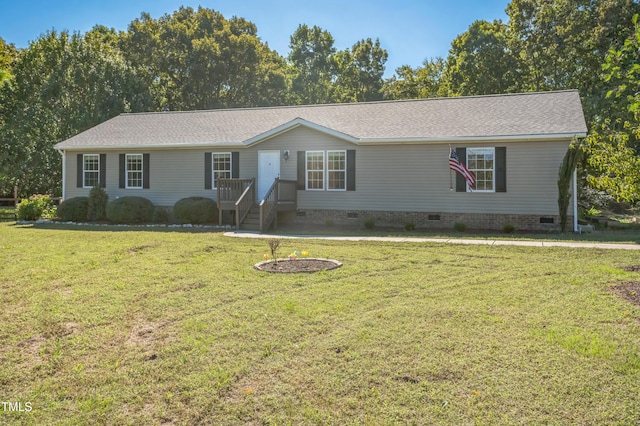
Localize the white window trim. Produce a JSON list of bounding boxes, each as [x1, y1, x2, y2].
[[125, 153, 143, 189], [212, 152, 232, 189], [327, 150, 347, 192], [306, 151, 325, 191], [467, 147, 495, 193], [82, 154, 99, 188]]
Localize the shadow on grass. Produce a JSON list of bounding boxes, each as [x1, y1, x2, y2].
[[11, 221, 225, 234]]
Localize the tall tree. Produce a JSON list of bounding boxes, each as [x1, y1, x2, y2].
[[439, 20, 519, 96], [0, 30, 151, 197], [287, 24, 337, 104], [506, 0, 640, 121], [122, 7, 287, 110], [0, 37, 17, 87], [383, 58, 445, 100], [334, 38, 388, 102], [584, 13, 640, 202]]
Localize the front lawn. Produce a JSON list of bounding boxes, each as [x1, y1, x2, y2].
[[1, 222, 639, 424], [0, 206, 15, 220]]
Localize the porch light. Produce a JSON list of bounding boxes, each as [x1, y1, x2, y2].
[[283, 150, 290, 161]]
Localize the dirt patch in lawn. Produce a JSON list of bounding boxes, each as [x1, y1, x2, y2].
[[611, 281, 640, 306], [255, 258, 342, 273], [126, 320, 170, 347]]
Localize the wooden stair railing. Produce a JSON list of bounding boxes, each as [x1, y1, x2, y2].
[[234, 180, 255, 229], [217, 178, 255, 225], [259, 178, 279, 232]]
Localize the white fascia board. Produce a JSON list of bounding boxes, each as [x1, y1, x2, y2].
[[242, 118, 359, 146], [55, 131, 587, 150], [56, 142, 246, 150], [355, 132, 587, 145]]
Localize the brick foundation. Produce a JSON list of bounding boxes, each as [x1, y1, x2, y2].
[[284, 209, 572, 232]]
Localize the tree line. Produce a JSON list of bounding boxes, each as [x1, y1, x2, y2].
[[1, 1, 639, 203]]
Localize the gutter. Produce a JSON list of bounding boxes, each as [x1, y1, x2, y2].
[[55, 132, 588, 151]]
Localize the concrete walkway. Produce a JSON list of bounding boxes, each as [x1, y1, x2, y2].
[[224, 231, 640, 250]]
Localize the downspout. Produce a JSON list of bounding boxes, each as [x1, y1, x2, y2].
[[573, 167, 578, 233], [57, 149, 65, 201]]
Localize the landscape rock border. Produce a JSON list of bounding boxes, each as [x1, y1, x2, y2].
[[254, 258, 343, 273]]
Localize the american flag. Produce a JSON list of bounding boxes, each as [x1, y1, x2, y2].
[[449, 147, 476, 188]]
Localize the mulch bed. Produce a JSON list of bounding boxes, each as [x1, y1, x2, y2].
[[255, 258, 342, 273], [611, 281, 640, 307]]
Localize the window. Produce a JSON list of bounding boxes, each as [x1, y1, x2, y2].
[[306, 151, 324, 190], [126, 154, 143, 189], [467, 147, 495, 192], [304, 151, 347, 191], [298, 149, 355, 191], [327, 151, 346, 190], [212, 153, 232, 188], [83, 154, 99, 188]]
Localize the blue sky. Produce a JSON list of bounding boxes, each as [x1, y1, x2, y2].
[[0, 0, 509, 77]]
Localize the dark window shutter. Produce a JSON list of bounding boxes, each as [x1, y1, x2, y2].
[[346, 150, 356, 191], [119, 154, 125, 188], [455, 147, 467, 192], [495, 147, 506, 192], [99, 154, 106, 188], [77, 154, 83, 188], [231, 152, 239, 178], [143, 153, 150, 189], [204, 152, 212, 189], [297, 151, 306, 190]]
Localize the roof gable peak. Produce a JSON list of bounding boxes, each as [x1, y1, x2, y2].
[[243, 117, 358, 146]]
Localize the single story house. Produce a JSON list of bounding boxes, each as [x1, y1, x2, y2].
[[54, 90, 587, 231]]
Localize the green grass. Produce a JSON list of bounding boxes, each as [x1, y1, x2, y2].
[[1, 222, 640, 424], [0, 206, 15, 220], [276, 222, 640, 244]]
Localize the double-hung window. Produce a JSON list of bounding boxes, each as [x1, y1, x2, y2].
[[126, 154, 143, 189], [467, 147, 495, 192], [306, 151, 325, 190], [327, 151, 346, 190], [212, 152, 232, 188], [83, 154, 99, 188], [305, 150, 347, 191]]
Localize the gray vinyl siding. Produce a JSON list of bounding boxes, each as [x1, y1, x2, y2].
[[63, 126, 572, 215]]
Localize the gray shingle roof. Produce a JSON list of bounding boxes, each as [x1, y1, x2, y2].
[[54, 90, 587, 149]]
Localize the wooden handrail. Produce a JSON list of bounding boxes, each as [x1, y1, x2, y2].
[[234, 180, 255, 228], [259, 178, 279, 232], [217, 178, 254, 204]]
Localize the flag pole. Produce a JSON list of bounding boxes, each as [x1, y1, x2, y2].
[[449, 145, 453, 191]]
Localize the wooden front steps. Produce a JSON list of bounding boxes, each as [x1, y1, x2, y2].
[[239, 205, 262, 231]]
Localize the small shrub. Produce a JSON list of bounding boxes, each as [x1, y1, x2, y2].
[[57, 197, 89, 222], [174, 197, 218, 224], [584, 206, 601, 217], [268, 239, 281, 262], [106, 196, 154, 224], [16, 194, 55, 221], [87, 186, 109, 221], [153, 206, 170, 224], [364, 218, 375, 229], [404, 221, 416, 231], [453, 222, 467, 232], [503, 223, 515, 233]]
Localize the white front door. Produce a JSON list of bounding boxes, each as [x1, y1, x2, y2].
[[258, 150, 280, 200]]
